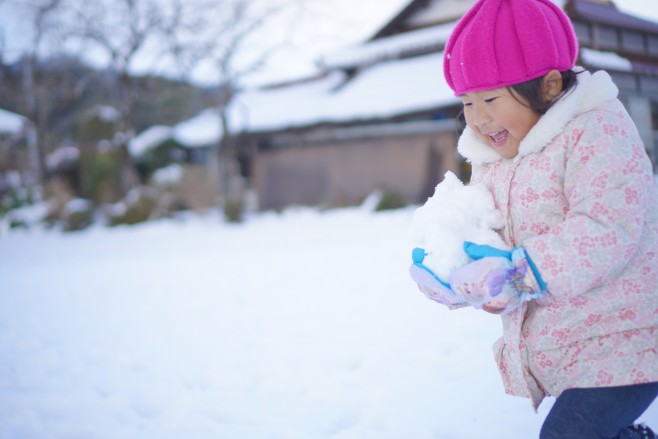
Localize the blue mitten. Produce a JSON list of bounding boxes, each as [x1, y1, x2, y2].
[[409, 248, 469, 309], [449, 242, 547, 314]]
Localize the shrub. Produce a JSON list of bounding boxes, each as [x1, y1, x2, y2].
[[223, 198, 243, 223], [375, 189, 406, 211], [61, 198, 94, 232], [106, 186, 158, 227], [1, 185, 35, 216]]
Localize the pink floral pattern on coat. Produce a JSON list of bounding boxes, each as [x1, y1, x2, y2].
[[461, 71, 658, 410]]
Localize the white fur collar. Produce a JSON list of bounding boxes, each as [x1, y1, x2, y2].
[[457, 69, 619, 166]]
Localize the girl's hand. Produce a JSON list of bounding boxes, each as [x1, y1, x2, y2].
[[409, 248, 469, 309], [449, 243, 547, 314]]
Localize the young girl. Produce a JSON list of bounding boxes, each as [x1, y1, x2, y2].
[[412, 0, 658, 437]]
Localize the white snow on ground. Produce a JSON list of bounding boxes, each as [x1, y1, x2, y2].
[[1, 206, 656, 438]]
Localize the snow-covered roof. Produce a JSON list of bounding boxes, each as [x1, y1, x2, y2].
[[580, 47, 633, 72], [0, 108, 28, 135], [159, 46, 640, 151], [230, 71, 347, 133], [232, 51, 457, 134], [172, 109, 222, 148], [319, 22, 455, 70], [167, 51, 457, 148], [162, 74, 344, 149], [322, 52, 456, 120], [129, 125, 173, 156]]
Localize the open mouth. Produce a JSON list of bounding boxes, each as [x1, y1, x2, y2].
[[488, 130, 508, 147]]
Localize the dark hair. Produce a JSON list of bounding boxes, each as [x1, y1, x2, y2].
[[507, 69, 581, 115]]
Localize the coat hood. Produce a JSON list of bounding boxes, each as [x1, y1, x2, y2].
[[457, 69, 620, 166]]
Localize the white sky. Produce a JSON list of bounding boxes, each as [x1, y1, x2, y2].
[[0, 0, 656, 86]]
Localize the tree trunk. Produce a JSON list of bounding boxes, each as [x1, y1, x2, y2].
[[218, 104, 244, 221]]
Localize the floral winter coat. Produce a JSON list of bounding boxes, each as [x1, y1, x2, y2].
[[458, 69, 658, 410]]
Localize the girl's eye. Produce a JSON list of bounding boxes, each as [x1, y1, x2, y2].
[[484, 97, 498, 103], [462, 102, 472, 107]]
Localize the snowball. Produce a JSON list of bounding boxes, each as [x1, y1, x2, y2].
[[410, 171, 508, 281]]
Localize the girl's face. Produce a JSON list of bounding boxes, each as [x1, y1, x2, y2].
[[460, 87, 540, 159]]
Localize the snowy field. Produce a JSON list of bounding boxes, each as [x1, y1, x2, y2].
[[1, 205, 657, 439]]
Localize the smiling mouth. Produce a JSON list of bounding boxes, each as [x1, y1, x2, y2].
[[488, 130, 508, 146]]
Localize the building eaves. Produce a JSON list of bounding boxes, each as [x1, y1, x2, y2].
[[570, 0, 658, 34], [319, 22, 455, 71], [371, 0, 430, 39]]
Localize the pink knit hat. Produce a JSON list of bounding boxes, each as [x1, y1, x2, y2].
[[443, 0, 579, 95]]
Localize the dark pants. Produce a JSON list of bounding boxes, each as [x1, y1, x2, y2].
[[540, 382, 658, 439]]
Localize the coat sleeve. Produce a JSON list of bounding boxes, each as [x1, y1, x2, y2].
[[522, 107, 656, 298]]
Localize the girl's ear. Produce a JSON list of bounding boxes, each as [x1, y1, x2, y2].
[[542, 70, 563, 102]]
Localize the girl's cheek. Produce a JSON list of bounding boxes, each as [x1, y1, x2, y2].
[[464, 116, 484, 141], [463, 112, 475, 129]]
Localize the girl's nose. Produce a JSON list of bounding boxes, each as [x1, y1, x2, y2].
[[472, 105, 492, 128]]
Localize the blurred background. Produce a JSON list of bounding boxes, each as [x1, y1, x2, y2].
[[0, 0, 657, 229]]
